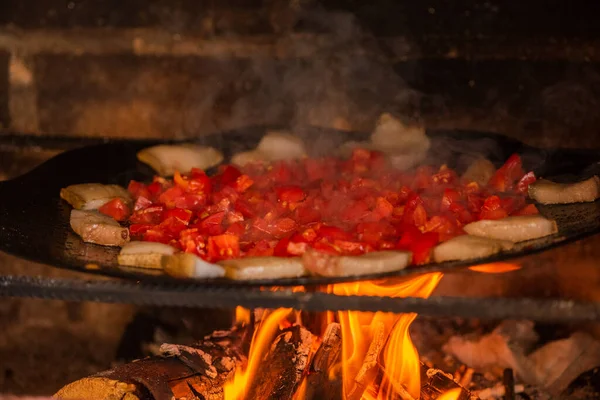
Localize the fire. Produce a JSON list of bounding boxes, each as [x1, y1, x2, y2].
[[224, 273, 443, 400], [224, 307, 292, 399], [469, 262, 521, 274], [437, 388, 462, 400]]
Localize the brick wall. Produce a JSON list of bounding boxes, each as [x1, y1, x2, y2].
[[0, 0, 600, 147]]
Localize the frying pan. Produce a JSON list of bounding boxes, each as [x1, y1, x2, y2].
[[1, 126, 600, 288]]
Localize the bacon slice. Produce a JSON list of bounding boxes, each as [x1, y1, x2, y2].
[[69, 209, 129, 247], [231, 131, 307, 166], [137, 144, 223, 176], [340, 113, 430, 170], [60, 183, 131, 210], [432, 235, 514, 263], [220, 256, 306, 280], [162, 253, 225, 279], [463, 215, 558, 243], [302, 250, 412, 277], [117, 241, 176, 269], [528, 176, 600, 204]]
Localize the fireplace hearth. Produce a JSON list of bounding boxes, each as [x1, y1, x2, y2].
[[3, 0, 600, 399]]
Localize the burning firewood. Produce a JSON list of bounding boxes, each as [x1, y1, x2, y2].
[[55, 326, 247, 400], [245, 325, 313, 399], [304, 322, 343, 400]]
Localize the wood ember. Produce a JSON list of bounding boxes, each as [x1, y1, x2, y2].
[[347, 321, 386, 400], [55, 326, 247, 400], [304, 322, 343, 400], [245, 324, 313, 400]]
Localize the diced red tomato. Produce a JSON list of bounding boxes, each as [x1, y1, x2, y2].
[[276, 185, 306, 203], [128, 180, 151, 199], [488, 154, 524, 192], [197, 211, 226, 236], [133, 196, 152, 212], [274, 237, 292, 257], [245, 239, 274, 257], [129, 205, 164, 224], [479, 195, 509, 220], [207, 234, 240, 261], [129, 223, 153, 237], [99, 198, 131, 221], [440, 188, 461, 212], [513, 203, 540, 216], [516, 171, 536, 194], [126, 147, 534, 265]]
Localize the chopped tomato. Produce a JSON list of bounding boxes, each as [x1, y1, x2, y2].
[[126, 147, 534, 265], [479, 195, 509, 220], [513, 203, 539, 216], [127, 181, 151, 200], [99, 198, 131, 221], [276, 185, 306, 203], [207, 234, 240, 261], [197, 211, 226, 236], [163, 208, 193, 224], [133, 196, 152, 212], [318, 225, 354, 242], [143, 229, 171, 244], [516, 171, 536, 194], [129, 205, 164, 224], [274, 237, 292, 257], [373, 197, 394, 219], [440, 188, 461, 212], [129, 223, 153, 237], [488, 153, 524, 192], [245, 239, 274, 257]]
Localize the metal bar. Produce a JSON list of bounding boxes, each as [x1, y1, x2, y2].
[[1, 275, 600, 323]]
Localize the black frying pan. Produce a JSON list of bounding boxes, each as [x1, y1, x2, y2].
[[1, 126, 600, 288]]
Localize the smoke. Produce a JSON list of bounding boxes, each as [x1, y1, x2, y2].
[[179, 2, 422, 145]]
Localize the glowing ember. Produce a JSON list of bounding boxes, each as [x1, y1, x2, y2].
[[469, 262, 521, 274]]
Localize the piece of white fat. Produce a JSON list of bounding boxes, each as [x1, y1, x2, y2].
[[117, 241, 177, 269], [230, 150, 268, 166], [461, 158, 497, 186], [137, 144, 224, 176], [70, 209, 130, 247], [433, 235, 514, 263], [339, 113, 431, 171], [256, 131, 307, 160], [303, 250, 412, 277], [163, 253, 225, 279], [528, 176, 600, 204], [370, 113, 430, 153], [220, 257, 306, 280], [464, 215, 558, 243], [60, 183, 131, 210]]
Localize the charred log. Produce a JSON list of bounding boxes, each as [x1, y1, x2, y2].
[[55, 326, 247, 400], [304, 322, 343, 400], [245, 324, 313, 400]]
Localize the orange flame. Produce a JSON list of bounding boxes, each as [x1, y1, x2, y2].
[[333, 273, 443, 400], [225, 273, 444, 400], [224, 308, 292, 399], [235, 306, 251, 325], [469, 262, 521, 274], [437, 388, 462, 400]]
